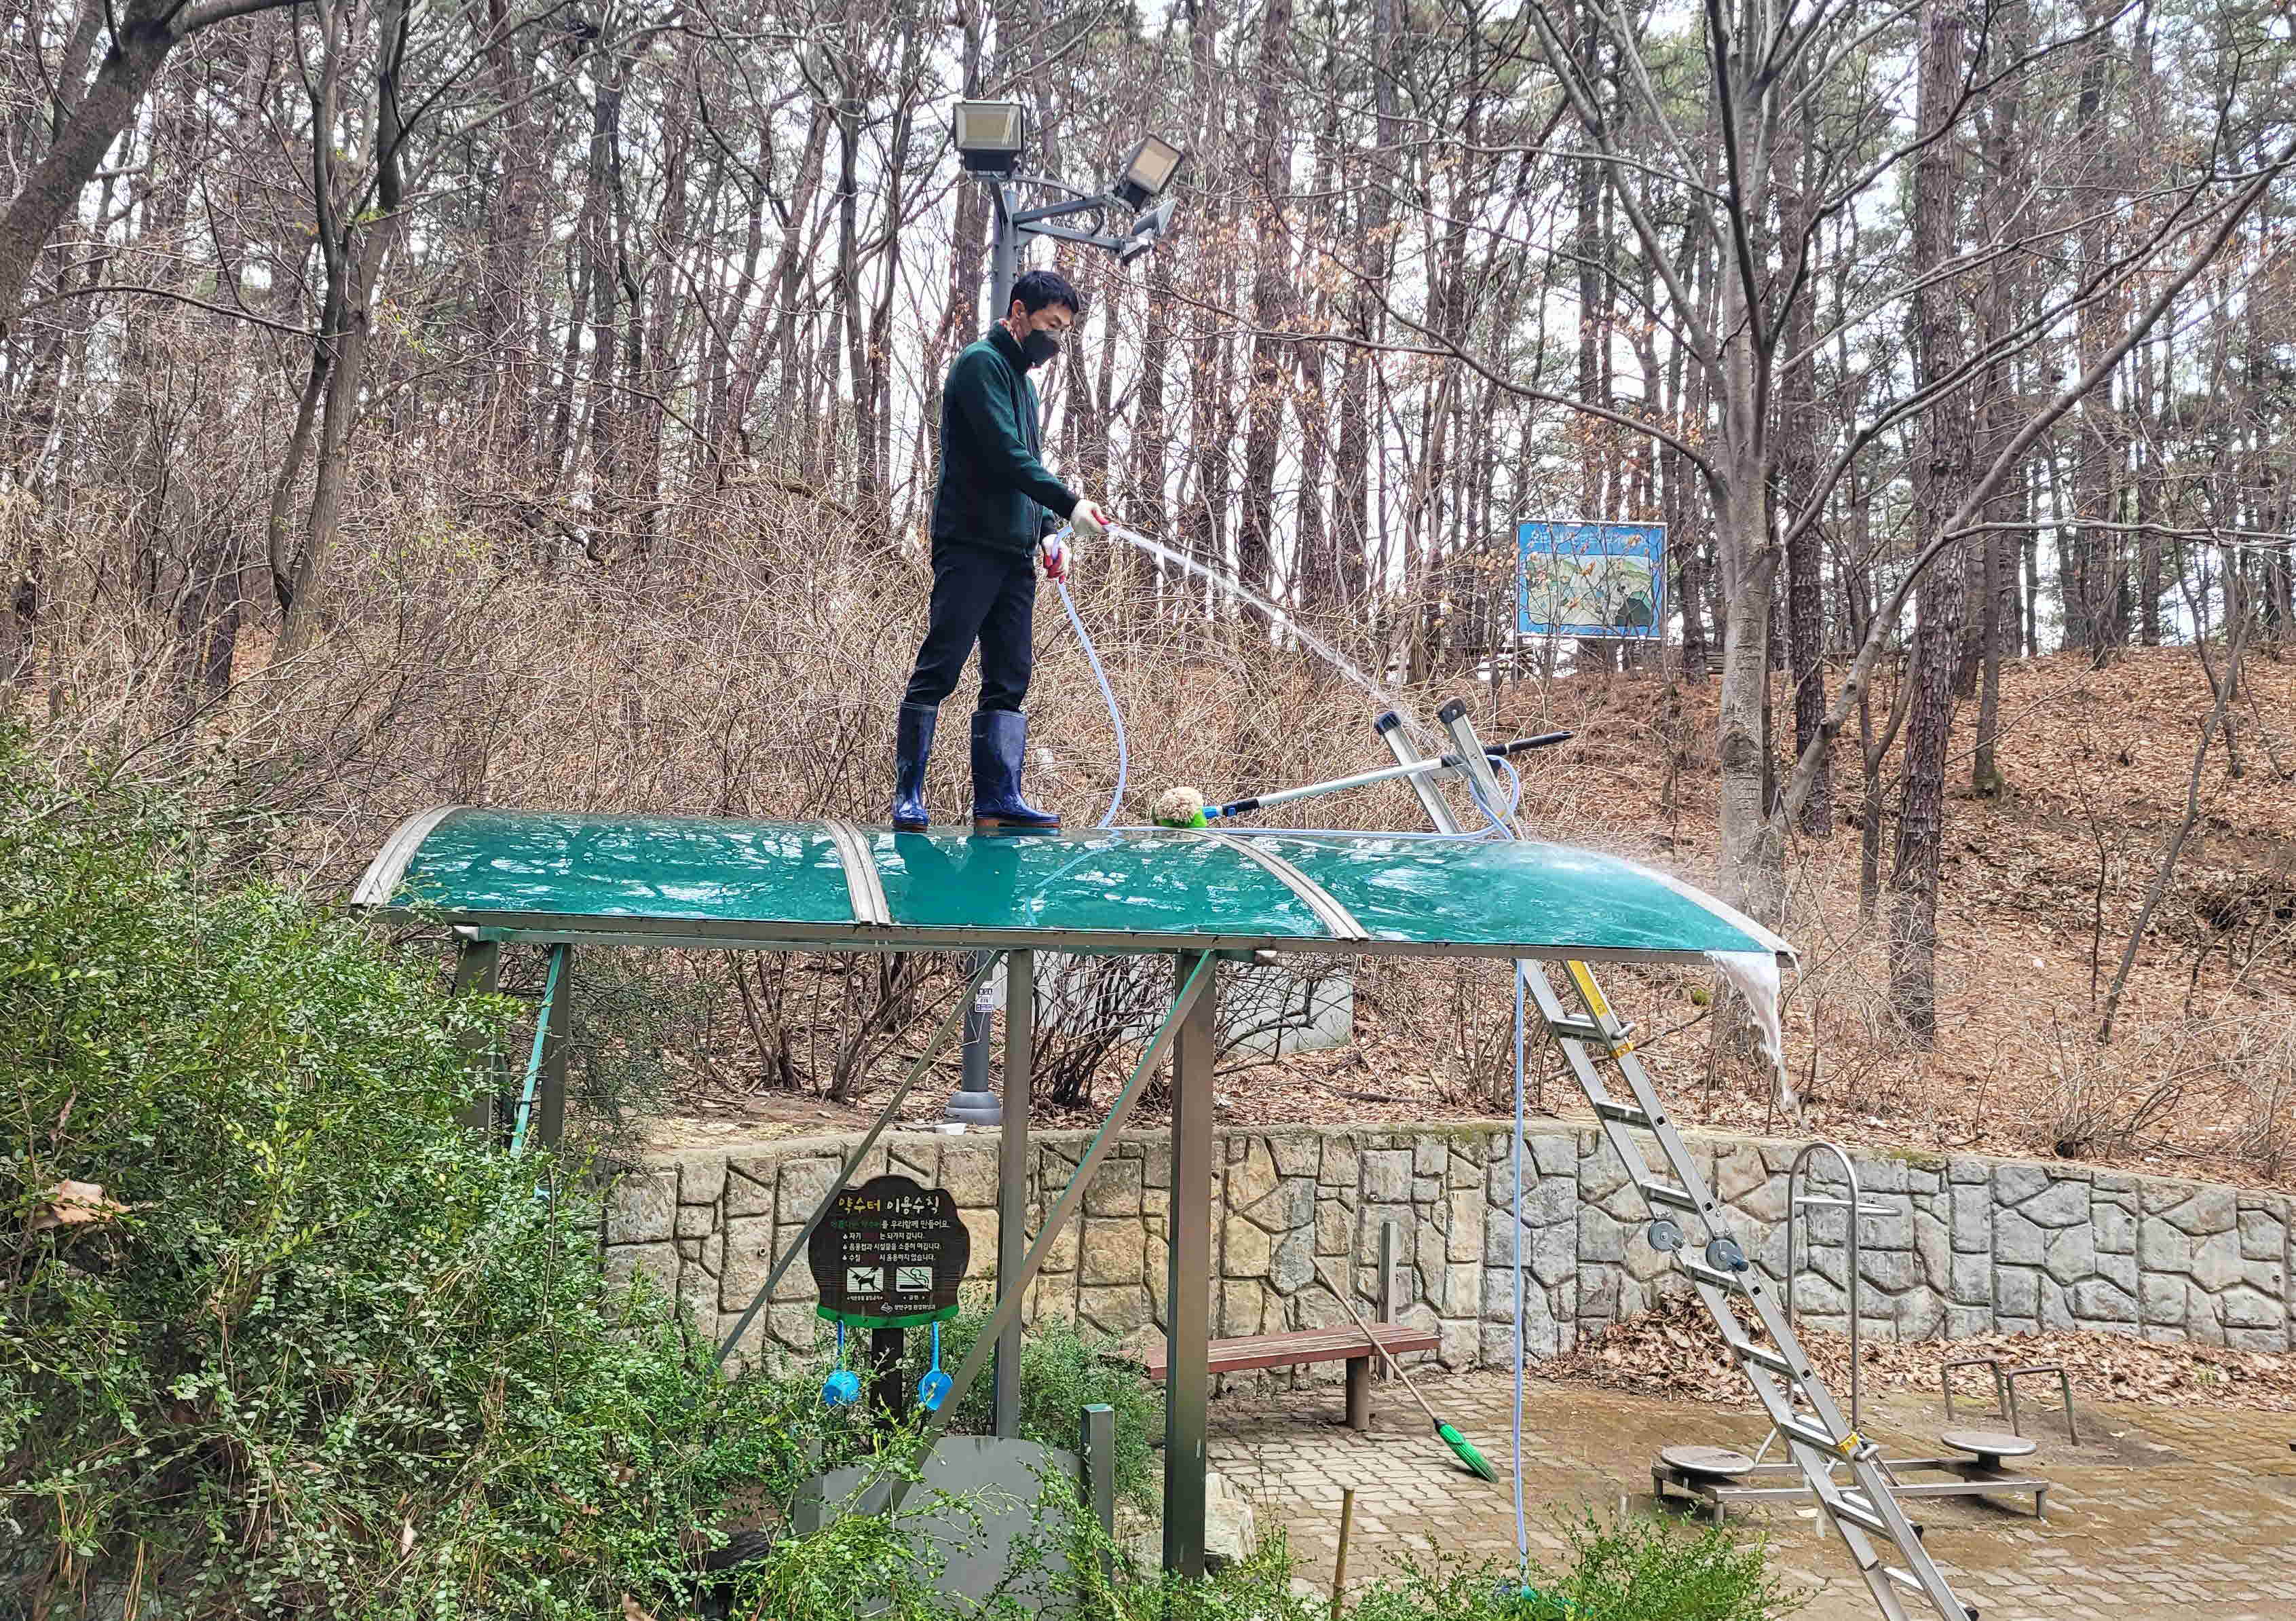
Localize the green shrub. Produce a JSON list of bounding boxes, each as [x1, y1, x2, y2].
[[1121, 1514, 1799, 1621], [1334, 1512, 1798, 1621], [1511, 1510, 1800, 1620], [0, 734, 810, 1618]]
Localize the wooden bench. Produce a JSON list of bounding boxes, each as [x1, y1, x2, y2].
[[1142, 1324, 1439, 1432]]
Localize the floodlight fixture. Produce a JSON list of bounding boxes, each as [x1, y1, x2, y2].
[[953, 100, 1026, 174], [1111, 134, 1185, 208], [1116, 197, 1177, 265]]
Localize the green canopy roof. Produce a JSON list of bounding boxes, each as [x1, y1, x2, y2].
[[352, 808, 1789, 966]]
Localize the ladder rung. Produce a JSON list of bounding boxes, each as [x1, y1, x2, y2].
[[1594, 1099, 1658, 1130], [1731, 1341, 1797, 1378], [1680, 1259, 1748, 1294], [1826, 1493, 1892, 1538], [1638, 1181, 1703, 1212], [1547, 1017, 1612, 1045], [1882, 1566, 1928, 1594], [1780, 1417, 1849, 1455]]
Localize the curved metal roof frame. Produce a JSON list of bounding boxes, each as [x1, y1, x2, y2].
[[352, 807, 1792, 967]]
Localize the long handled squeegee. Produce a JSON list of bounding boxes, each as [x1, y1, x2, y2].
[[1157, 732, 1572, 827]]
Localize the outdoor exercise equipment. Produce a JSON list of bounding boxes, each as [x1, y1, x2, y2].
[[1653, 1140, 1896, 1516], [1944, 1356, 2081, 1444], [1650, 1142, 2058, 1530], [1372, 707, 1978, 1621]]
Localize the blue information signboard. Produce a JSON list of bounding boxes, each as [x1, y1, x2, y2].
[[1516, 521, 1666, 639]]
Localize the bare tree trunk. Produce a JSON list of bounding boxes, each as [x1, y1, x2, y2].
[[1133, 253, 1173, 551], [476, 0, 540, 456], [1773, 83, 1828, 835], [276, 0, 411, 658], [2069, 0, 2124, 660], [1336, 0, 1399, 614], [1236, 0, 1293, 605], [1887, 0, 1971, 1043], [1971, 0, 2029, 799], [1710, 68, 1785, 922], [833, 64, 876, 517]]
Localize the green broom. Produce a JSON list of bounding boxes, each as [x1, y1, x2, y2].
[[1313, 1261, 1499, 1483]]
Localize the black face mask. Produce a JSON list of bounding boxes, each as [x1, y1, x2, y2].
[[1021, 329, 1061, 368]]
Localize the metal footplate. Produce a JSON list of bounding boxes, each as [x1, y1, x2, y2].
[[1375, 706, 1976, 1621]]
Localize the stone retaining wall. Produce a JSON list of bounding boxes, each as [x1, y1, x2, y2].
[[607, 1122, 2293, 1371]]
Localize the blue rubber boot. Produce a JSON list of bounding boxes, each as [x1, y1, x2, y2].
[[891, 702, 936, 832], [971, 709, 1061, 834]]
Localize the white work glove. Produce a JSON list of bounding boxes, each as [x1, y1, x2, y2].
[[1040, 532, 1071, 581], [1070, 497, 1111, 539]]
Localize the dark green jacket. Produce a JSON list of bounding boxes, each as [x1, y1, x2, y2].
[[930, 325, 1078, 556]]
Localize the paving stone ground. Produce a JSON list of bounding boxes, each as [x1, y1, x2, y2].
[[1205, 1368, 2296, 1618]]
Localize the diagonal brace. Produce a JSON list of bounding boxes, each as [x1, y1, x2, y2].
[[508, 943, 567, 1156], [715, 952, 1006, 1366], [858, 952, 1216, 1517]]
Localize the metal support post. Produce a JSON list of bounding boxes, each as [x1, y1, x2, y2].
[[510, 943, 569, 1156], [1079, 1403, 1116, 1588], [989, 183, 1020, 322], [994, 950, 1034, 1438], [870, 1325, 911, 1426], [1376, 1218, 1401, 1381], [538, 944, 571, 1150], [449, 933, 502, 1132], [1162, 950, 1218, 1580], [946, 952, 1002, 1126]]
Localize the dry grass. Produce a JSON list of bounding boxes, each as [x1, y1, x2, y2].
[[9, 479, 2294, 1186]]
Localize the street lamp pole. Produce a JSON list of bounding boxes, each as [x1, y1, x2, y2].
[[988, 183, 1021, 322], [942, 113, 1184, 1132]]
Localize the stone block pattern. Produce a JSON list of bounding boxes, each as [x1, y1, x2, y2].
[[602, 1125, 2294, 1376]]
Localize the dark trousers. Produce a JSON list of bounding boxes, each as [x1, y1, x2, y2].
[[903, 542, 1036, 712]]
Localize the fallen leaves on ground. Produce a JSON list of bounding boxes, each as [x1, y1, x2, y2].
[[1540, 1293, 2296, 1413]]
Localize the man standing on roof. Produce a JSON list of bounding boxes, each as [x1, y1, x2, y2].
[[891, 267, 1112, 834]]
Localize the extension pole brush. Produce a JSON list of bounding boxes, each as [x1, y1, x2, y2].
[[1313, 1261, 1500, 1483], [1150, 734, 1573, 829]]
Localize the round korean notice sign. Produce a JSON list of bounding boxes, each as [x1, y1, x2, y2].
[[806, 1174, 970, 1329]]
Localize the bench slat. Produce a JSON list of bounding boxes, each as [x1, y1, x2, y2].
[[1142, 1323, 1439, 1379]]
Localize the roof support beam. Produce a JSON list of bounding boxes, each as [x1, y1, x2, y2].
[[1162, 950, 1218, 1577], [1198, 831, 1370, 942]]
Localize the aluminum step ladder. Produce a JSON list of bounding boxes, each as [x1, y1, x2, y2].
[[1376, 701, 1976, 1621]]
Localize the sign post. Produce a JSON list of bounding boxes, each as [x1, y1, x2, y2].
[[808, 1174, 971, 1424]]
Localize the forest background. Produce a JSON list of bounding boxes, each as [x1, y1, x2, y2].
[[1, 0, 2291, 1185]]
